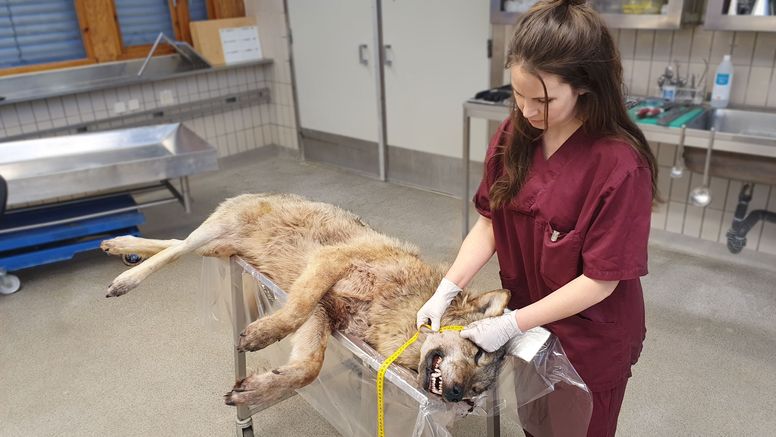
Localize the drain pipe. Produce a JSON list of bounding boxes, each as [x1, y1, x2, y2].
[[725, 184, 776, 253]]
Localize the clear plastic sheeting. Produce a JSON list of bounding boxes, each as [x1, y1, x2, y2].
[[201, 256, 593, 437]]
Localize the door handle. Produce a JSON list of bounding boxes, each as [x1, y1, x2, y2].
[[384, 44, 393, 67], [358, 44, 369, 65]]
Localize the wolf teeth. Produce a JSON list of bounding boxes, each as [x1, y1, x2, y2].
[[429, 376, 443, 395]]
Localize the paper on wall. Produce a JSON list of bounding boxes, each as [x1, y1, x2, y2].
[[220, 26, 263, 65]]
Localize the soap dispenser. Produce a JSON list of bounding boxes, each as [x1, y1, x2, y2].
[[711, 54, 733, 109]]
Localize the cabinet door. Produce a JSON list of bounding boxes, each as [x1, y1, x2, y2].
[[288, 0, 378, 142], [382, 0, 490, 158]]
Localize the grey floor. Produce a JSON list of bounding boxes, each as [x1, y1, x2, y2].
[[2, 148, 775, 436]]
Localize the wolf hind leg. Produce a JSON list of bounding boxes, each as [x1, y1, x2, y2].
[[105, 222, 225, 297], [237, 244, 368, 352], [225, 305, 331, 408]]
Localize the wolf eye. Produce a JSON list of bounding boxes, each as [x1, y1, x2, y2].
[[474, 348, 484, 365]]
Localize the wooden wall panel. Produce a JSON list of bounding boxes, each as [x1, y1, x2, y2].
[[208, 0, 246, 19], [77, 0, 122, 62]]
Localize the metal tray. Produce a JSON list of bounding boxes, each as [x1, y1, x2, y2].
[[0, 123, 218, 207]]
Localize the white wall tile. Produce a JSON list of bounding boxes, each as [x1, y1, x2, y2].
[[90, 91, 107, 112], [657, 143, 676, 167], [752, 33, 776, 68], [651, 202, 667, 230], [717, 210, 735, 244], [4, 125, 21, 137], [630, 60, 651, 96], [700, 208, 723, 242], [710, 31, 735, 64], [731, 32, 756, 66], [652, 30, 673, 62], [31, 101, 50, 123], [759, 221, 776, 255], [15, 102, 35, 125], [669, 170, 691, 202], [76, 94, 94, 114], [648, 61, 666, 97], [745, 67, 772, 106], [671, 28, 693, 63], [666, 201, 686, 233], [1, 106, 20, 128], [708, 175, 730, 210], [233, 109, 245, 131], [683, 204, 703, 237], [689, 29, 713, 63], [236, 130, 247, 152], [729, 65, 749, 105], [767, 73, 776, 107]]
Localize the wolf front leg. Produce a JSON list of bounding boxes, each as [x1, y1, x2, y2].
[[237, 244, 362, 352], [225, 304, 331, 408]]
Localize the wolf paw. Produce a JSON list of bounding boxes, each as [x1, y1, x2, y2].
[[237, 322, 284, 352], [100, 235, 140, 256], [106, 271, 140, 297], [224, 375, 267, 407]]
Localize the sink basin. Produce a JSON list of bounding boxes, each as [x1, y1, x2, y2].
[[685, 108, 776, 138], [0, 51, 211, 105], [683, 107, 776, 185]]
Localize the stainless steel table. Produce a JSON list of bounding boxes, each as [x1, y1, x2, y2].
[[462, 100, 510, 239]]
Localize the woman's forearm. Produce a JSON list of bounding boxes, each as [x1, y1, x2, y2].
[[514, 275, 619, 331], [445, 216, 496, 289]]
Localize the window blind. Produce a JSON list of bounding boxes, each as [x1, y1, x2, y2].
[[188, 0, 208, 22], [115, 0, 174, 47], [0, 0, 86, 68]]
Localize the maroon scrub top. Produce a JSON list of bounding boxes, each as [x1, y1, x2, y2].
[[474, 119, 651, 392]]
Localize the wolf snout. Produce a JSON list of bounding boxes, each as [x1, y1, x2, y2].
[[444, 384, 464, 402]]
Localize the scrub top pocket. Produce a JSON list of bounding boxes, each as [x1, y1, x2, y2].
[[538, 222, 583, 290]]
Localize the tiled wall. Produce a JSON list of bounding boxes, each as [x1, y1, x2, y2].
[[618, 28, 776, 256], [616, 29, 776, 108], [0, 63, 282, 158], [246, 0, 299, 151], [495, 27, 776, 256]]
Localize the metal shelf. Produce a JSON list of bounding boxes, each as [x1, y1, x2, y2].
[[703, 0, 776, 32], [490, 0, 701, 29]]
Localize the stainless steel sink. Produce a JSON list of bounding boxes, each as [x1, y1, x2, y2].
[[683, 107, 776, 185], [0, 52, 211, 105], [686, 108, 776, 139]]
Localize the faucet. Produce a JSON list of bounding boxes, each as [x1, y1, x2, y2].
[[137, 32, 202, 77]]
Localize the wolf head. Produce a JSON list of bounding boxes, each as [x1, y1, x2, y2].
[[417, 289, 510, 402]]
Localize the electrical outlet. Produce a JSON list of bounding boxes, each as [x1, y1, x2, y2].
[[159, 90, 174, 106], [127, 99, 140, 111], [113, 101, 127, 114]]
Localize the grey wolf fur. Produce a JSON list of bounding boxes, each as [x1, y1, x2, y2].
[[101, 193, 510, 408]]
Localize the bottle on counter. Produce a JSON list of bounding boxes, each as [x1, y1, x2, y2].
[[711, 54, 733, 109]]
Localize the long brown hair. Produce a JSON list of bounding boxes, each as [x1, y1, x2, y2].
[[490, 0, 658, 209]]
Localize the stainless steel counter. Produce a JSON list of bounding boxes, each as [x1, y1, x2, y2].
[[0, 55, 273, 106], [461, 99, 776, 238]]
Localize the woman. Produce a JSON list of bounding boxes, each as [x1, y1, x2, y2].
[[416, 0, 658, 435]]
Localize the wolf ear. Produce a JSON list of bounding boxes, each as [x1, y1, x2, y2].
[[471, 289, 510, 317]]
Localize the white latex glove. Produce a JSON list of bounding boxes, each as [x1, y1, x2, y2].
[[460, 310, 523, 353], [416, 278, 462, 331]]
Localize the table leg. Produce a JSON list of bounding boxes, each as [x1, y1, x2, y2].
[[462, 112, 471, 240]]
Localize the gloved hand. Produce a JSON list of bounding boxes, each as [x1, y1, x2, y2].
[[460, 310, 522, 353], [416, 278, 462, 331]]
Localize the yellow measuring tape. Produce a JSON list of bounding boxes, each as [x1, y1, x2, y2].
[[376, 324, 465, 437]]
